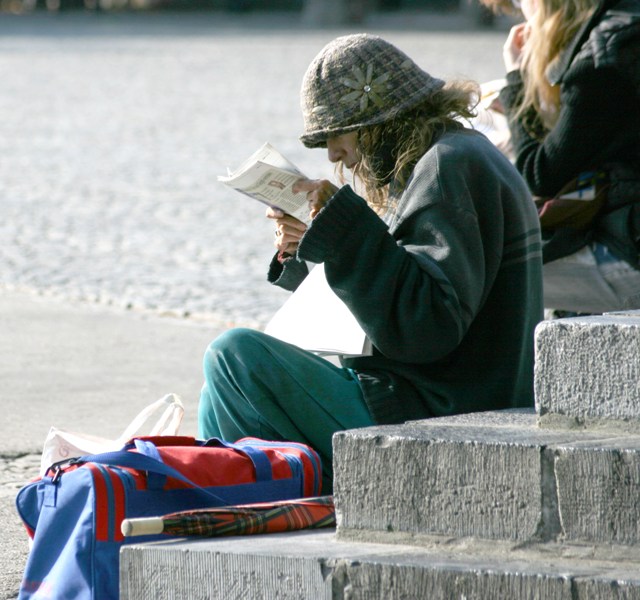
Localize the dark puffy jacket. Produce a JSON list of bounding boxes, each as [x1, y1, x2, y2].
[[500, 0, 640, 265]]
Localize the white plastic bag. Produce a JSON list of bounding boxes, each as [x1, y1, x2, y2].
[[39, 393, 184, 476]]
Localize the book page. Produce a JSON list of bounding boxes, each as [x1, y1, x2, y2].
[[254, 143, 305, 176], [219, 143, 310, 222], [264, 264, 372, 357], [221, 162, 310, 222], [225, 142, 305, 179]]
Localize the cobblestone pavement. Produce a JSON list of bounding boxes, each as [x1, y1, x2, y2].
[[0, 10, 509, 330], [0, 454, 40, 600], [0, 10, 511, 598]]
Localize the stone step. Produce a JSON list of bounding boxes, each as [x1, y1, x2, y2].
[[333, 410, 640, 546], [119, 313, 640, 597], [119, 529, 640, 599], [535, 312, 640, 429]]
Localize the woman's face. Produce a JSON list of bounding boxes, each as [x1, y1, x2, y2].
[[326, 132, 359, 169]]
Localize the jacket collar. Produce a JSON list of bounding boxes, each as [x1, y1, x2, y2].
[[547, 0, 621, 84]]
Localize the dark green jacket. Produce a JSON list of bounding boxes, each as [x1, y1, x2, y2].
[[269, 129, 543, 425]]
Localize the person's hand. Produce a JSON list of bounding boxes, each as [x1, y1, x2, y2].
[[266, 207, 307, 255], [265, 178, 338, 255], [488, 95, 505, 115], [292, 178, 339, 219], [503, 22, 529, 72]]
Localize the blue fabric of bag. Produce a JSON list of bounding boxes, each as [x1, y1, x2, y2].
[[15, 437, 319, 600]]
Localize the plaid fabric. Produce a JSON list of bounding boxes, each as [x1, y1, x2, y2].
[[150, 496, 334, 538]]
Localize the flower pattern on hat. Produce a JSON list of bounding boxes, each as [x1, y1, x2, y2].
[[299, 34, 445, 148], [339, 64, 391, 113]]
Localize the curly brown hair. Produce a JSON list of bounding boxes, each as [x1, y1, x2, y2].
[[336, 79, 480, 212]]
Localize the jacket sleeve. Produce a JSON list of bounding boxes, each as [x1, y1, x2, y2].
[[267, 252, 309, 291], [499, 60, 637, 197], [295, 156, 495, 364]]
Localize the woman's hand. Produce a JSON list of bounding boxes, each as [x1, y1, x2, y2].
[[266, 207, 307, 255], [266, 178, 338, 255], [503, 22, 529, 72], [292, 178, 339, 219]]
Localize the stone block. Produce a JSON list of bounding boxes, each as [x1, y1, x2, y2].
[[535, 314, 640, 426], [554, 437, 640, 545], [333, 411, 640, 545], [120, 530, 640, 600]]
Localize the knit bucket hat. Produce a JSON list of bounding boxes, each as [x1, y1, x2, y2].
[[300, 34, 445, 148]]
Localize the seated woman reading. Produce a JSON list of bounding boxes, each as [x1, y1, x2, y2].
[[198, 34, 544, 492]]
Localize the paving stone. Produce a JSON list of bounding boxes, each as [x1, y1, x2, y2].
[[0, 11, 508, 331]]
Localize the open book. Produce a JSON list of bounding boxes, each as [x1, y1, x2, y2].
[[218, 143, 311, 223], [264, 264, 372, 357]]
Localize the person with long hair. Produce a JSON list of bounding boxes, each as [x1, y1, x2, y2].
[[485, 0, 640, 313], [198, 34, 543, 492]]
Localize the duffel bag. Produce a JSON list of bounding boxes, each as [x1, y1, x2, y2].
[[16, 435, 322, 600]]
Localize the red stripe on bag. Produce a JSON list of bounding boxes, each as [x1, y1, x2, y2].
[[107, 469, 127, 543], [87, 464, 109, 542], [120, 466, 146, 490], [239, 439, 322, 496]]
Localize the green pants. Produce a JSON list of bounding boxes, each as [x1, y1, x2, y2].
[[198, 327, 375, 493]]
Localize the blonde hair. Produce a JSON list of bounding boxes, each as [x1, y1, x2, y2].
[[336, 80, 480, 212], [517, 0, 598, 132]]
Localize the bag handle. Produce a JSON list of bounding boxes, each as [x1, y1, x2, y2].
[[200, 438, 275, 482], [129, 437, 275, 483], [76, 449, 227, 501], [133, 439, 165, 490], [116, 394, 184, 445], [74, 438, 274, 496], [130, 438, 274, 491]]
